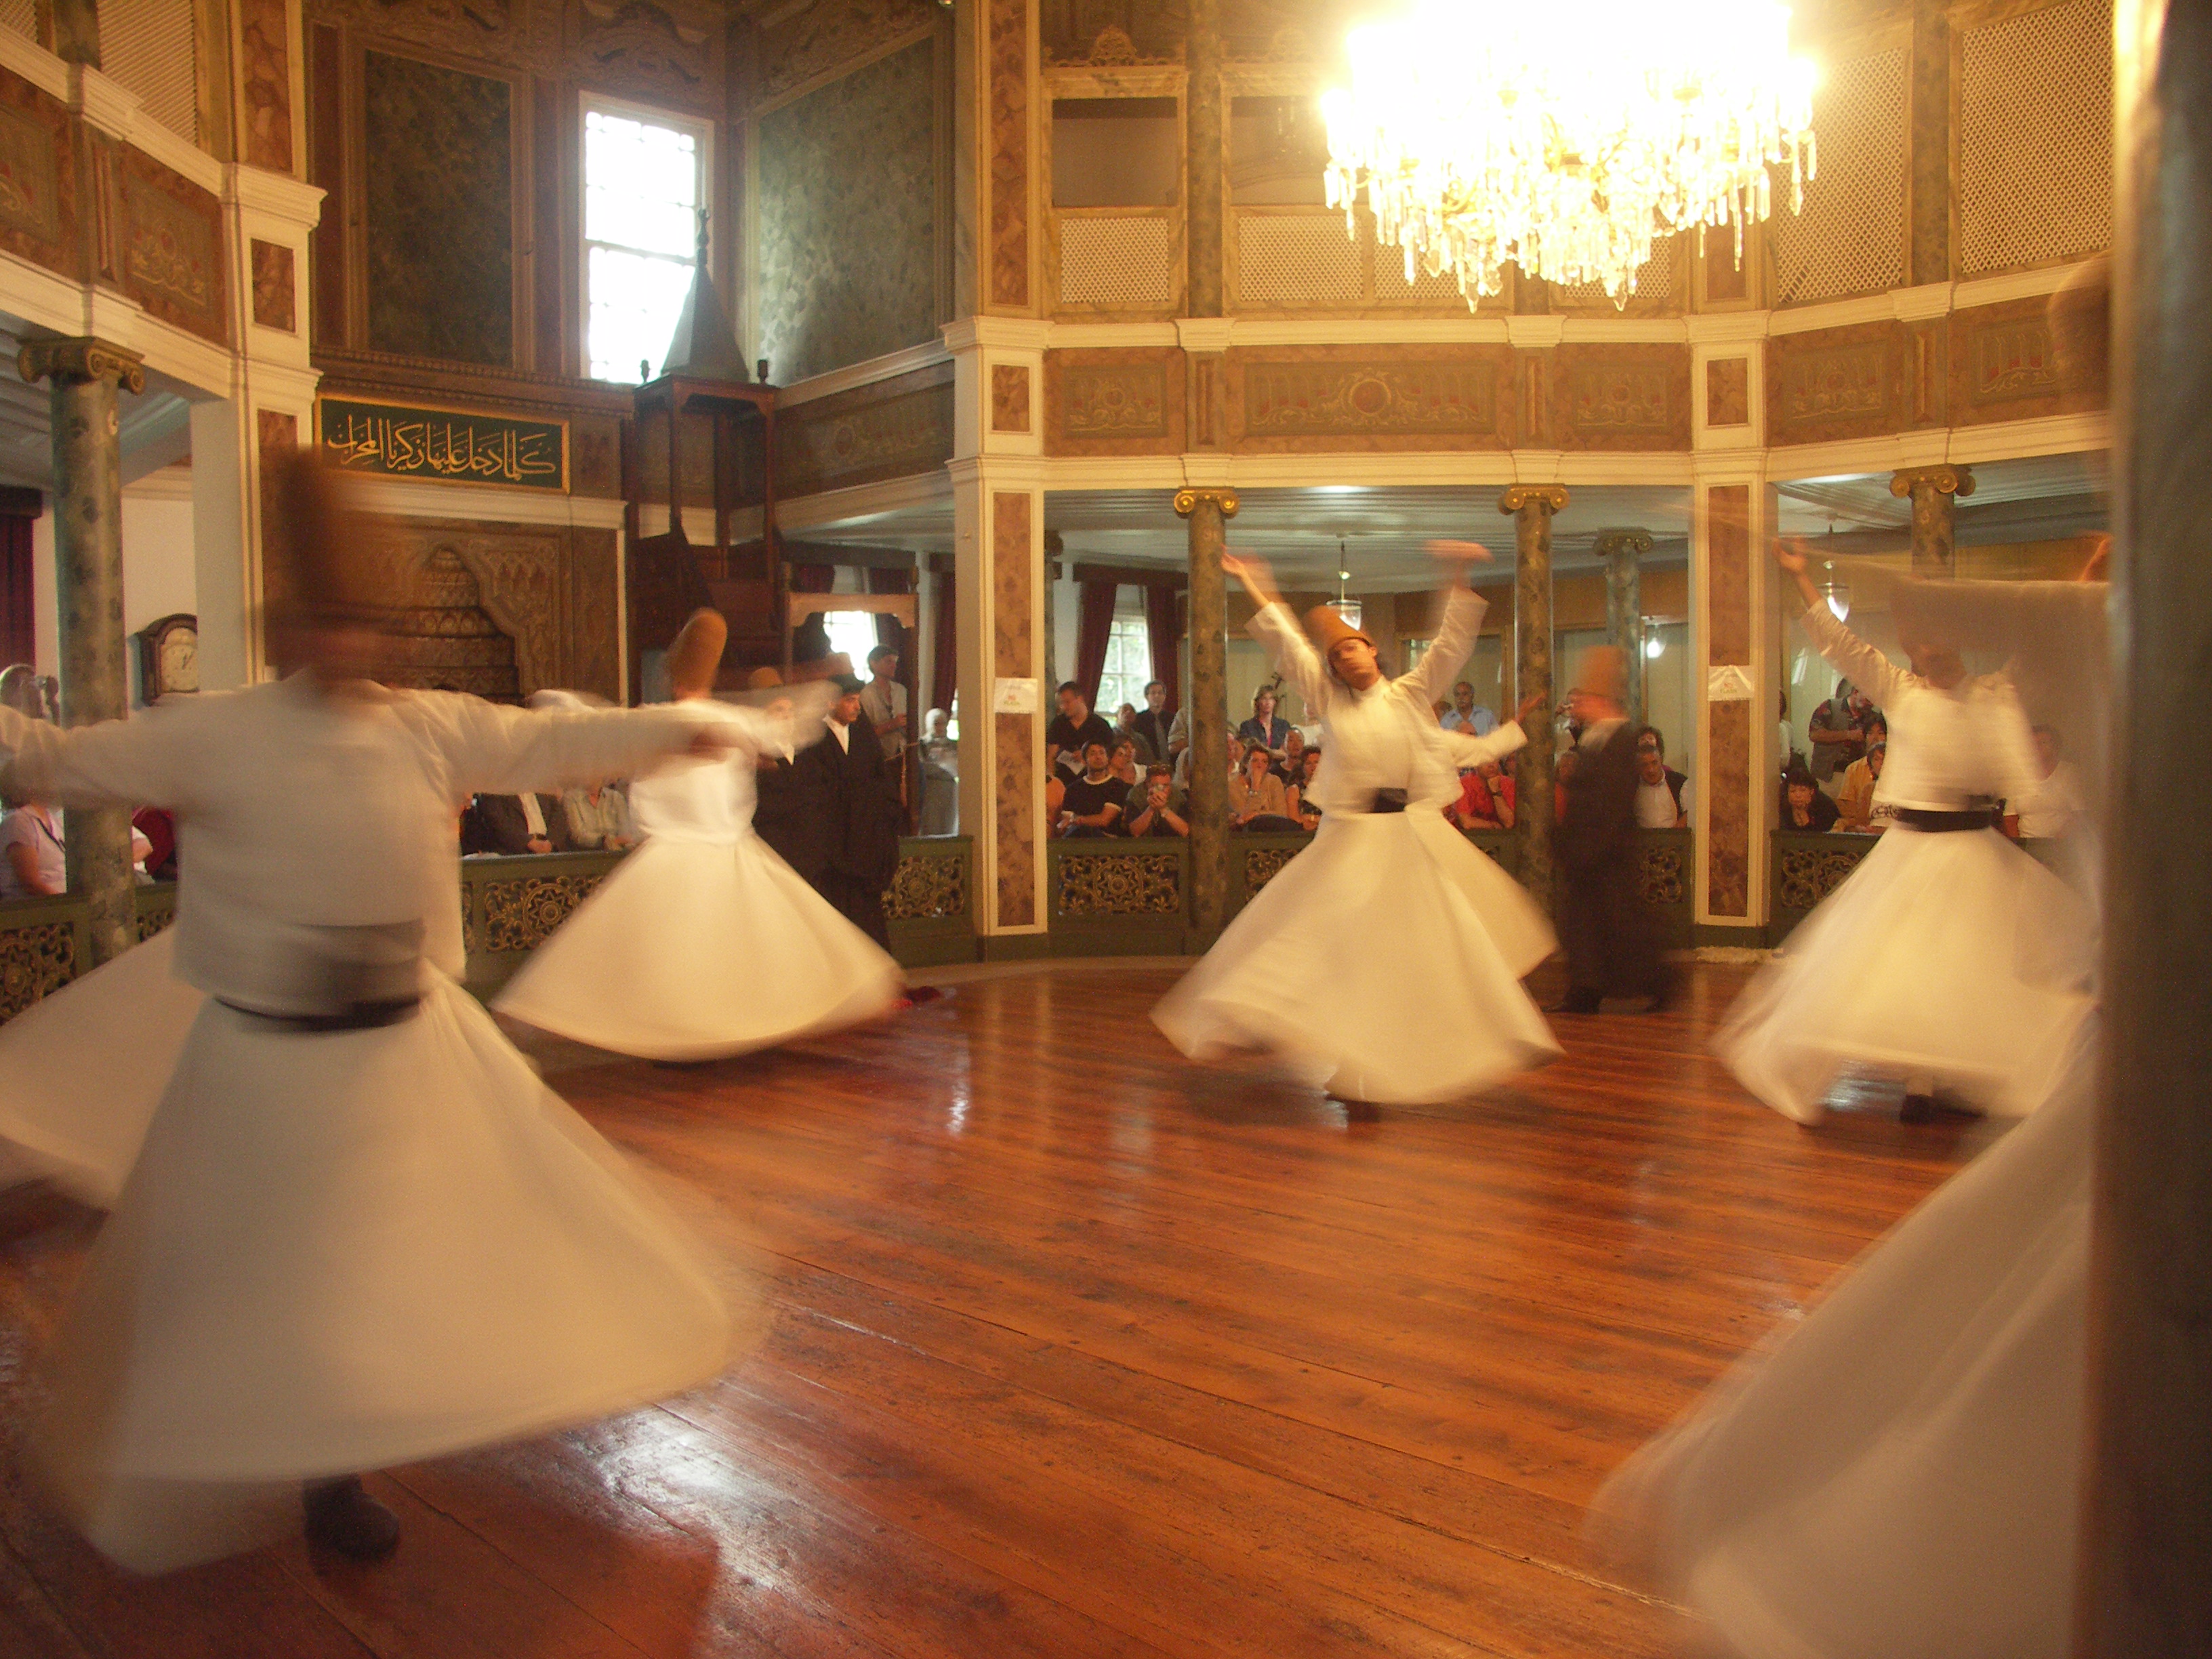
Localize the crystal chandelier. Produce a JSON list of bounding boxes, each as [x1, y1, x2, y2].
[[1322, 0, 1818, 308]]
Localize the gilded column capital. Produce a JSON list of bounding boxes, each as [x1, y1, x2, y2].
[[18, 337, 146, 394], [1594, 526, 1655, 559], [1889, 464, 1976, 499], [1173, 487, 1240, 518], [1498, 484, 1570, 515]]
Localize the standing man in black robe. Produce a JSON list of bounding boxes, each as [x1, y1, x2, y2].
[[1551, 645, 1673, 1014], [794, 672, 903, 947]]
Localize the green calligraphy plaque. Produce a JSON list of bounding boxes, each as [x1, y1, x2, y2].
[[316, 397, 568, 491]]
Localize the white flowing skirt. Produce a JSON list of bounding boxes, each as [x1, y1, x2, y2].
[[494, 833, 903, 1060], [1719, 827, 2094, 1122], [0, 929, 205, 1207], [1153, 811, 1561, 1104], [1598, 1022, 2093, 1659], [35, 973, 739, 1574]]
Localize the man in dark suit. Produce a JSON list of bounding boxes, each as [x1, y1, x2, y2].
[[793, 673, 903, 947], [462, 792, 572, 855], [1551, 647, 1671, 1014]]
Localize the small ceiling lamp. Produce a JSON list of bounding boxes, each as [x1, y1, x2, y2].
[[1330, 539, 1363, 632], [1322, 0, 1818, 308]]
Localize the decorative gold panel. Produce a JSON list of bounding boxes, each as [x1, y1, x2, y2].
[[0, 922, 75, 1023], [1057, 853, 1183, 917], [481, 873, 605, 953], [1706, 357, 1750, 426], [886, 851, 970, 921], [1242, 846, 1298, 893], [987, 0, 1029, 309], [1778, 842, 1870, 912], [136, 903, 178, 943], [1638, 844, 1685, 907], [1045, 348, 1185, 455], [1767, 324, 1904, 445]]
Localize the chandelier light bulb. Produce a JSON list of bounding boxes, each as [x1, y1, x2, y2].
[[1645, 634, 1666, 660], [1322, 0, 1818, 309]]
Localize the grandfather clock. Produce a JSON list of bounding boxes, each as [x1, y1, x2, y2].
[[621, 216, 779, 700]]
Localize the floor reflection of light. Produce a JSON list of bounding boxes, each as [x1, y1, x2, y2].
[[947, 1092, 969, 1135]]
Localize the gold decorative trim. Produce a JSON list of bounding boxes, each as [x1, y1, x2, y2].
[[480, 873, 604, 953], [1889, 464, 1977, 499], [1498, 483, 1570, 514], [1638, 844, 1685, 907], [1243, 846, 1298, 893], [886, 851, 969, 921], [1057, 852, 1183, 917], [1172, 487, 1240, 518], [0, 922, 76, 1022], [18, 336, 146, 393], [1778, 842, 1869, 911]]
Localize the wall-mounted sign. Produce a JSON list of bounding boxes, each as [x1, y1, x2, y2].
[[992, 677, 1039, 715], [1706, 663, 1755, 701], [316, 396, 568, 491]]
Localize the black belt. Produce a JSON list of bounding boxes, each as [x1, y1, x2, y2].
[[1893, 807, 1999, 833], [1366, 789, 1409, 814], [217, 996, 423, 1032]]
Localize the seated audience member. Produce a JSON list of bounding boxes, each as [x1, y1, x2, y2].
[[1632, 726, 1689, 828], [1174, 726, 1237, 796], [1451, 759, 1517, 832], [918, 707, 959, 836], [1782, 762, 1841, 832], [1164, 704, 1190, 761], [1835, 740, 1893, 831], [131, 805, 178, 881], [1046, 682, 1113, 778], [562, 781, 635, 851], [1236, 687, 1291, 758], [462, 791, 571, 855], [1045, 771, 1066, 821], [1107, 736, 1143, 794], [0, 798, 66, 899], [1124, 765, 1189, 838], [0, 663, 56, 722], [1056, 741, 1124, 837], [1294, 746, 1325, 830], [1439, 680, 1497, 735], [1227, 741, 1297, 832], [2015, 724, 2084, 839], [1275, 725, 1308, 784], [1111, 701, 1143, 754], [1132, 682, 1176, 765]]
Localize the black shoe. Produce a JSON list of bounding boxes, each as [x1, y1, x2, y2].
[[1547, 990, 1603, 1015], [1646, 965, 1681, 1014], [1900, 1092, 1937, 1125], [304, 1476, 400, 1561]]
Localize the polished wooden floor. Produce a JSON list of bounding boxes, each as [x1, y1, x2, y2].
[[0, 961, 1988, 1659]]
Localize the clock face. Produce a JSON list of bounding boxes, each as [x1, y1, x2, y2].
[[156, 625, 199, 694]]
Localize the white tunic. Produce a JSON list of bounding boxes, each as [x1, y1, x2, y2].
[[1153, 587, 1561, 1104], [495, 697, 903, 1059], [0, 682, 745, 1574]]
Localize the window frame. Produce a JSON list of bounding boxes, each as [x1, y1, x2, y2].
[[577, 91, 718, 386]]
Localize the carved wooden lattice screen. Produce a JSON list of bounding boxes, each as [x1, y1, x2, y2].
[[1235, 211, 1364, 306], [1768, 45, 1908, 305], [1959, 0, 2114, 277], [1057, 212, 1178, 309]]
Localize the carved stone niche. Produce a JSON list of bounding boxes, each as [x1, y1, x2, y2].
[[380, 545, 523, 700], [358, 525, 574, 701]]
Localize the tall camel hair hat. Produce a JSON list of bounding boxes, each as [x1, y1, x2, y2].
[[1574, 644, 1628, 705], [667, 609, 728, 698], [1303, 603, 1374, 657]]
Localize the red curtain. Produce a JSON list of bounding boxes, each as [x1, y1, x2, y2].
[[0, 512, 34, 670], [1143, 583, 1182, 715], [1073, 579, 1118, 711], [929, 567, 957, 716]]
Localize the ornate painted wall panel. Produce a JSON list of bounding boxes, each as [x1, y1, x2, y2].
[[0, 67, 77, 281], [362, 49, 515, 367], [1044, 347, 1186, 455], [986, 0, 1029, 310], [1765, 321, 1906, 447], [758, 0, 939, 100], [756, 37, 938, 384], [777, 362, 954, 497], [1948, 295, 2107, 426], [239, 0, 295, 171], [1547, 344, 1692, 451], [1225, 345, 1515, 453], [1704, 483, 1753, 919], [992, 491, 1037, 928]]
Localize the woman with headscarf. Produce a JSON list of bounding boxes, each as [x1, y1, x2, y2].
[[1151, 541, 1559, 1104]]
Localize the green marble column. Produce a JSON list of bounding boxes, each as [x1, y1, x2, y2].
[[1597, 527, 1652, 728], [1184, 0, 1224, 319], [1176, 487, 1235, 939], [1890, 464, 1975, 577], [1502, 485, 1567, 911], [2081, 1, 2212, 1649], [18, 337, 144, 970]]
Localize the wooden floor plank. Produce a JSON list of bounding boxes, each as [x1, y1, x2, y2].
[[0, 962, 1969, 1657]]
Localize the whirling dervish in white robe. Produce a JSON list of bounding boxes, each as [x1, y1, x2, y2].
[[1152, 542, 1559, 1105], [1717, 539, 2097, 1123], [1599, 555, 2114, 1659], [0, 457, 745, 1576], [495, 611, 902, 1059]]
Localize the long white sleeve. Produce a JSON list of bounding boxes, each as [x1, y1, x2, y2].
[[1248, 602, 1330, 712], [0, 701, 201, 813], [1798, 602, 1911, 709], [405, 695, 714, 798], [1408, 586, 1489, 705], [1439, 718, 1527, 769]]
